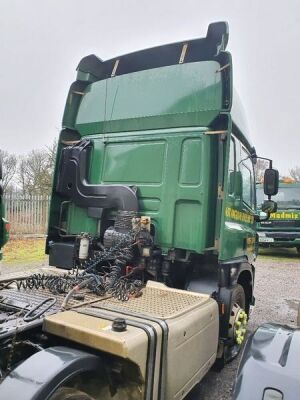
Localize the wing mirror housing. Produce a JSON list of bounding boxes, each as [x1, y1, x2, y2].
[[253, 159, 279, 222], [261, 200, 277, 214], [255, 200, 277, 222], [264, 168, 279, 196]]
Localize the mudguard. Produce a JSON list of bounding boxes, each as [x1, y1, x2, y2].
[[233, 323, 300, 400], [0, 346, 102, 400]]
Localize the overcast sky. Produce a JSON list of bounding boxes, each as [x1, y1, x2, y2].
[[0, 0, 299, 175]]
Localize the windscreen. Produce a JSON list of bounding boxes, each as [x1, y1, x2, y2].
[[257, 186, 300, 209]]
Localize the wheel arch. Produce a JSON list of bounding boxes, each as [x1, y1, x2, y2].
[[0, 346, 103, 400], [224, 261, 254, 313], [237, 269, 253, 313]]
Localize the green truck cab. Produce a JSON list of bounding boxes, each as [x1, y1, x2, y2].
[[0, 158, 9, 261], [44, 21, 277, 363], [0, 22, 278, 400], [257, 181, 300, 252]]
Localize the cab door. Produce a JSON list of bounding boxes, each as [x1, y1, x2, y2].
[[219, 136, 256, 262]]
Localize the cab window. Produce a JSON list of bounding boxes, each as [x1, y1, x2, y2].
[[240, 148, 255, 209], [228, 137, 236, 195], [229, 137, 236, 173]]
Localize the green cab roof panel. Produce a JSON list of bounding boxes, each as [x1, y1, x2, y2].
[[61, 21, 253, 150], [75, 61, 223, 135], [63, 21, 233, 135]]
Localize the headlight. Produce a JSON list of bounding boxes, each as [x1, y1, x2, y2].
[[258, 232, 266, 237], [263, 388, 283, 400]]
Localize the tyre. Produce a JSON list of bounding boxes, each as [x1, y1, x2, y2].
[[296, 247, 300, 255], [231, 283, 246, 310], [50, 387, 96, 400], [215, 284, 247, 370]]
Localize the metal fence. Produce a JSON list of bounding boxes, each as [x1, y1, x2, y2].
[[3, 194, 50, 235]]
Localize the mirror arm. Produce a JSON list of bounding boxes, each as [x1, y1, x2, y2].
[[254, 155, 272, 167]]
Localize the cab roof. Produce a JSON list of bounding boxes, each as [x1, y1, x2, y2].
[[63, 21, 253, 153]]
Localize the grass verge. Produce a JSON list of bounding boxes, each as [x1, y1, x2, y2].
[[2, 237, 47, 265]]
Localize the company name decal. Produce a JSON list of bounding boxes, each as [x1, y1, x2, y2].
[[270, 212, 299, 220], [225, 207, 254, 224]]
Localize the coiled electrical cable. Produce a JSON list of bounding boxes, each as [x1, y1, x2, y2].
[[23, 297, 57, 322], [3, 230, 144, 303]]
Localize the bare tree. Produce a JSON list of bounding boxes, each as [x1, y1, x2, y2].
[[0, 150, 18, 192], [289, 166, 300, 182], [18, 140, 57, 195], [254, 159, 268, 182], [46, 138, 58, 168]]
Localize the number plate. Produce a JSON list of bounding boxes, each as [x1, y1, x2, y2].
[[259, 237, 274, 243]]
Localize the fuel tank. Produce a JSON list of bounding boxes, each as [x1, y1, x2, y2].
[[44, 281, 219, 400]]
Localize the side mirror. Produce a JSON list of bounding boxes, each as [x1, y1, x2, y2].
[[0, 155, 2, 181], [261, 200, 277, 214], [255, 200, 277, 222], [264, 168, 279, 196]]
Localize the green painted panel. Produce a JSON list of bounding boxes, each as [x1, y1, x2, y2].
[[0, 200, 9, 250], [67, 204, 98, 235], [179, 138, 202, 185], [173, 201, 202, 249], [105, 61, 221, 119], [102, 141, 166, 183], [75, 81, 106, 124], [139, 198, 161, 212], [79, 127, 216, 253], [58, 126, 219, 253], [76, 111, 219, 135], [75, 61, 222, 134]]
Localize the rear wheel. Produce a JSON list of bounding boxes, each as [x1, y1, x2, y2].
[[50, 387, 96, 400], [296, 247, 300, 255]]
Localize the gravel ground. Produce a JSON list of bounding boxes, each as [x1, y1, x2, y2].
[[1, 250, 299, 399], [1, 260, 48, 276], [188, 250, 300, 400]]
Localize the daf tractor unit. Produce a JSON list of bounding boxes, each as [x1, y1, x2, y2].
[[0, 22, 278, 400], [257, 180, 300, 253]]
